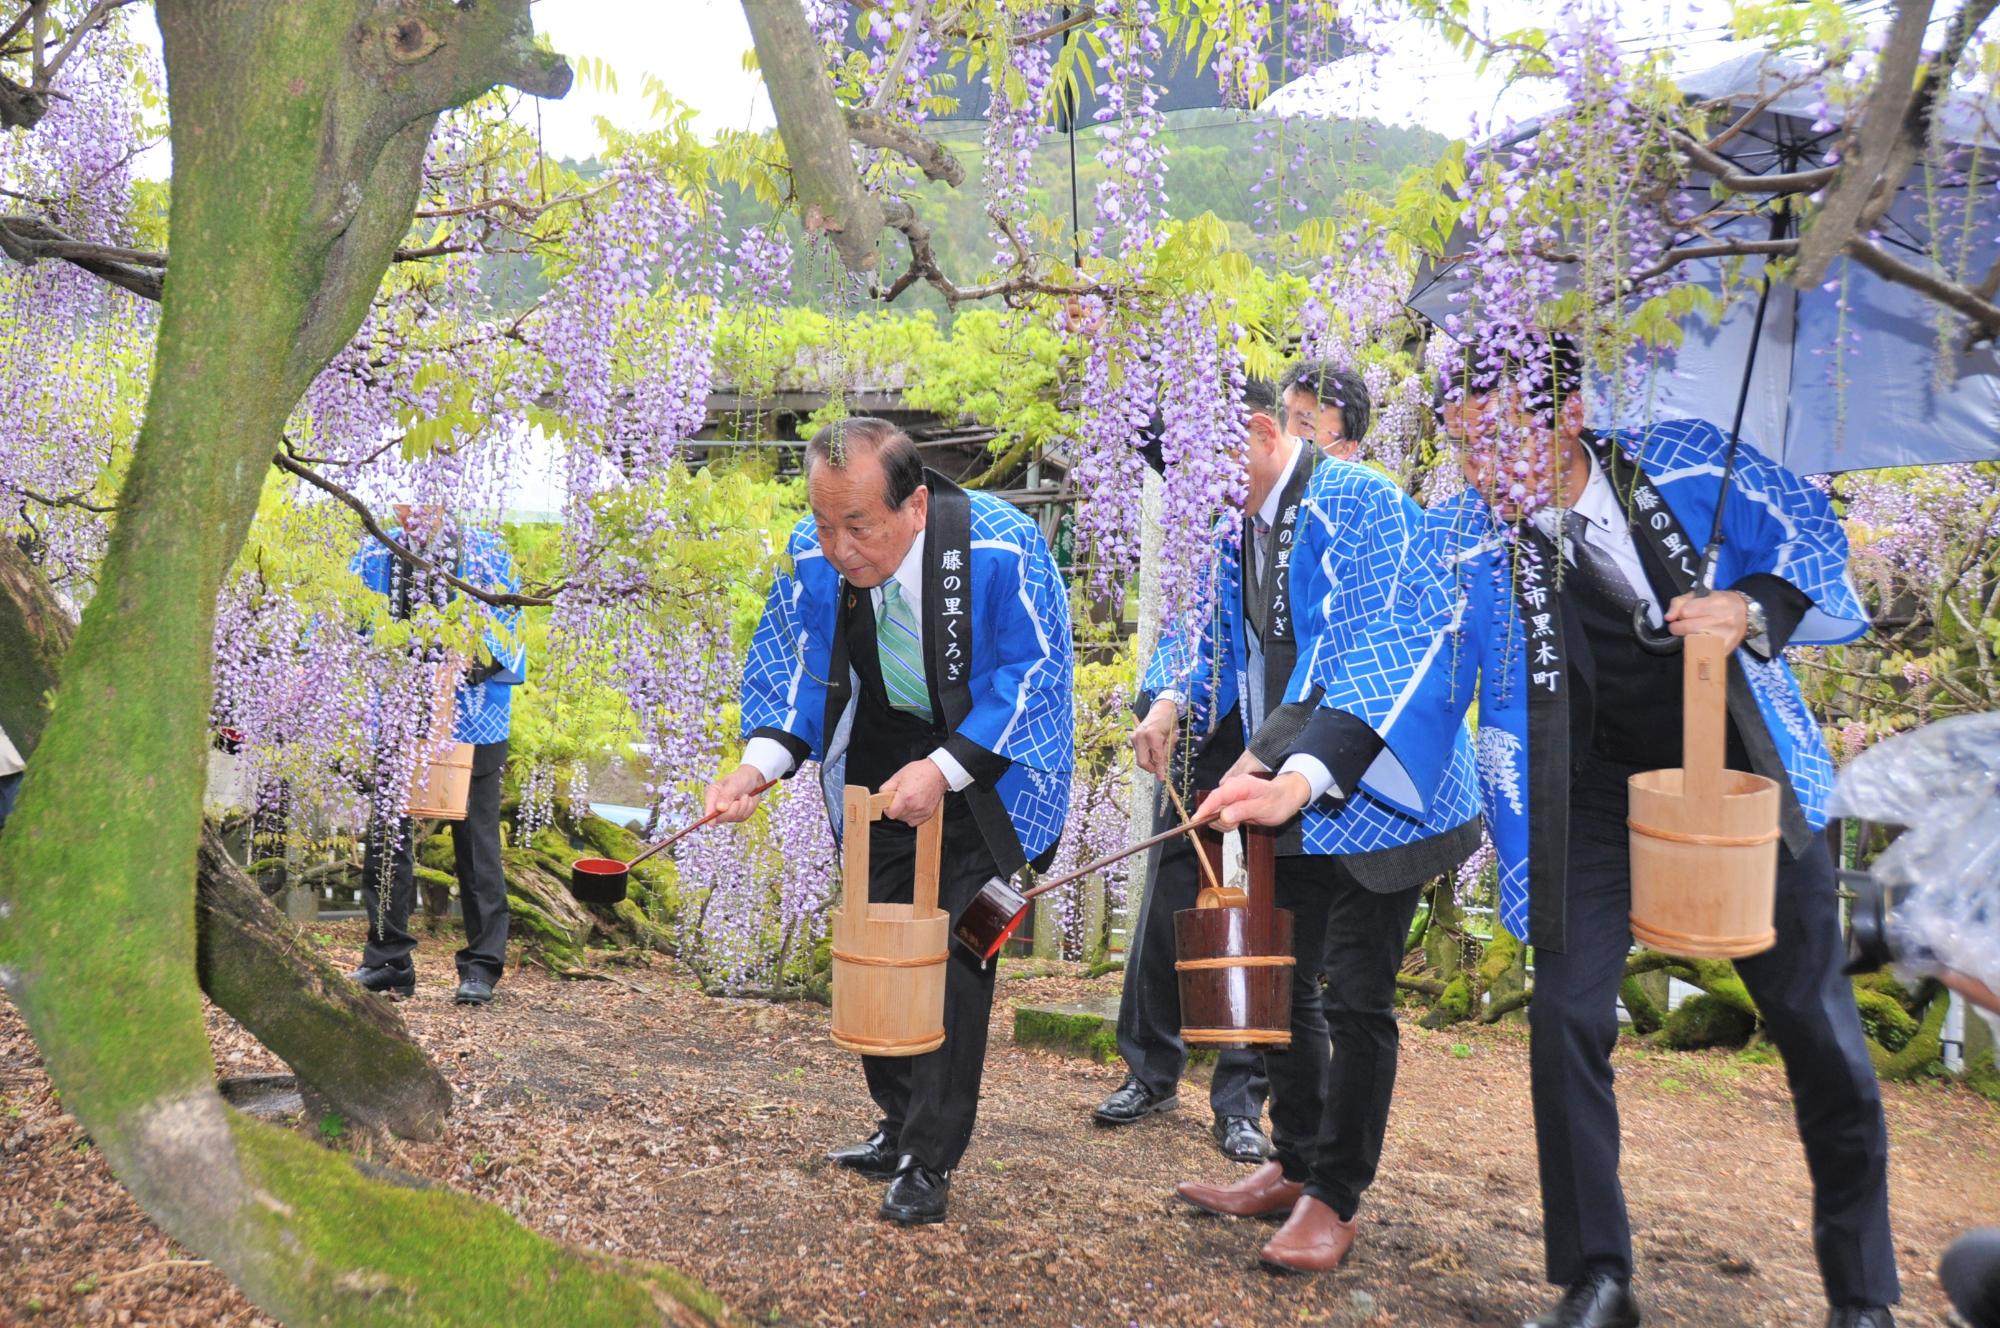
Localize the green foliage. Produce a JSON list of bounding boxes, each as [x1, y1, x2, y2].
[[1660, 993, 1758, 1050], [1852, 986, 1919, 1053]]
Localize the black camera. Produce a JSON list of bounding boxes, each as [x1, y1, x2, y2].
[[1840, 865, 1901, 975]]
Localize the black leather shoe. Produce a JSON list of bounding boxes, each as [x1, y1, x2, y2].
[[1213, 1114, 1273, 1163], [349, 963, 414, 998], [1094, 1077, 1178, 1125], [879, 1157, 949, 1225], [1824, 1310, 1894, 1328], [827, 1129, 901, 1180], [1525, 1272, 1641, 1328], [453, 978, 495, 1005]]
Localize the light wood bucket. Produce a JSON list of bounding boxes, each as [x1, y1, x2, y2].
[[404, 661, 472, 821], [1627, 632, 1780, 959], [829, 786, 948, 1057]]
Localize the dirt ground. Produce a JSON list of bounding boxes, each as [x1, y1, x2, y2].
[[3, 921, 1996, 1327]]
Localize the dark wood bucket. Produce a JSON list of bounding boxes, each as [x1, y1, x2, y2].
[[1173, 817, 1293, 1048]]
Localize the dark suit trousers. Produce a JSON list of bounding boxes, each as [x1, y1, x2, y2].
[[362, 738, 510, 983], [857, 792, 1000, 1172], [1114, 797, 1268, 1119], [1265, 853, 1423, 1219], [1532, 760, 1899, 1306]]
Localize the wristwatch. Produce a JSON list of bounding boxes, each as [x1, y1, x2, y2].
[[1737, 590, 1770, 655]]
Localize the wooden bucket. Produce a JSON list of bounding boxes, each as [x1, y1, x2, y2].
[[1174, 811, 1293, 1048], [404, 663, 472, 821], [829, 786, 948, 1057], [1627, 632, 1780, 959]]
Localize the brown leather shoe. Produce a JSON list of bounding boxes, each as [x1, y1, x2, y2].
[[1259, 1195, 1359, 1273], [1175, 1161, 1304, 1219]]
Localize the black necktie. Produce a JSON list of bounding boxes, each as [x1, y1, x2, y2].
[[1561, 509, 1641, 613], [1244, 513, 1272, 641]]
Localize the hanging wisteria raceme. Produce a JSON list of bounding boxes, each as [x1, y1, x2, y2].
[[1086, 0, 1168, 260], [981, 7, 1054, 273], [0, 15, 157, 589], [766, 764, 837, 965], [1064, 297, 1155, 604], [1149, 298, 1249, 655]]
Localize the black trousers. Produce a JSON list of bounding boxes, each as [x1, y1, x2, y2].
[[1114, 797, 1267, 1119], [1532, 759, 1899, 1306], [856, 793, 1000, 1172], [1265, 853, 1424, 1218], [362, 738, 510, 984]]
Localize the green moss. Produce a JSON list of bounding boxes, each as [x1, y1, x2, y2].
[[1851, 970, 1914, 1010], [1420, 975, 1474, 1029], [1012, 1004, 1120, 1064], [416, 833, 456, 874], [230, 1113, 736, 1324], [1871, 985, 1948, 1081], [1620, 977, 1664, 1035], [412, 865, 457, 895], [1963, 1013, 2000, 1104], [1661, 993, 1757, 1050], [1852, 987, 1918, 1053]]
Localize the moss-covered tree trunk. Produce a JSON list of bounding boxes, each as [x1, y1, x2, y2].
[[197, 824, 452, 1140], [5, 537, 454, 1140], [0, 4, 731, 1321]]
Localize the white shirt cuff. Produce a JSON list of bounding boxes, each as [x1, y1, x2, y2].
[[1279, 754, 1339, 803], [740, 736, 798, 784], [928, 747, 974, 792], [1153, 690, 1186, 716]]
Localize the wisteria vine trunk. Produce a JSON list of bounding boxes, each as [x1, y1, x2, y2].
[[0, 3, 731, 1323]]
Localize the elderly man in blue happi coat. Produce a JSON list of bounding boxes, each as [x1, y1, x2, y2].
[[706, 418, 1073, 1227]]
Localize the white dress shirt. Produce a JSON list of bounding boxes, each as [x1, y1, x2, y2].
[[0, 720, 23, 778], [741, 528, 974, 791]]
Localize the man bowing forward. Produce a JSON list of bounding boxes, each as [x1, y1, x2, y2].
[[706, 417, 1074, 1226]]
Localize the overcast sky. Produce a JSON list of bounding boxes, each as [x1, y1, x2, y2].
[[126, 1, 1749, 177]]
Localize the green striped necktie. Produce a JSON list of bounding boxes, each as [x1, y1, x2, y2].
[[876, 579, 933, 720]]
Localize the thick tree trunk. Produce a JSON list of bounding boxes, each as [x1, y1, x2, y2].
[[0, 538, 73, 754], [0, 3, 732, 1321], [5, 538, 454, 1141], [740, 0, 886, 275], [197, 824, 452, 1140]]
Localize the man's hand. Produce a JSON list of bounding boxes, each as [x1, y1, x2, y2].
[[1666, 590, 1749, 653], [1222, 748, 1270, 781], [1131, 698, 1179, 779], [882, 758, 948, 826], [1197, 772, 1311, 831], [704, 763, 771, 825], [1942, 968, 2000, 1018]]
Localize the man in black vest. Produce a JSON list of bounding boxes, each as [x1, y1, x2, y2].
[[708, 419, 1074, 1226], [1098, 378, 1302, 1161]]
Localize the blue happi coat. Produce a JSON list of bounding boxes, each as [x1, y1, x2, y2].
[[1143, 455, 1480, 856], [352, 527, 526, 745], [740, 485, 1074, 864], [1318, 417, 1867, 945]]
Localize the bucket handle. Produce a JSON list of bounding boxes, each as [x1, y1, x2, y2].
[[840, 785, 945, 922], [1682, 632, 1729, 815]]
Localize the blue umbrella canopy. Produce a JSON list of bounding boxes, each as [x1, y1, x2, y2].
[[1408, 48, 2000, 476]]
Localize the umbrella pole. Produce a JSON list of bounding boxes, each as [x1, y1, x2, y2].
[[1633, 240, 1780, 654]]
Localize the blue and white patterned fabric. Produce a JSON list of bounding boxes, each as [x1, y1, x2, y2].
[[741, 492, 1074, 857], [1143, 459, 1481, 856], [1317, 418, 1866, 941], [352, 527, 526, 746]]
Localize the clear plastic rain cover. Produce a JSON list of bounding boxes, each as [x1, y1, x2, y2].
[[1827, 711, 2000, 1011]]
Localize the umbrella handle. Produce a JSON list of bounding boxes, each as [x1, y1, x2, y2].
[[1632, 599, 1684, 656]]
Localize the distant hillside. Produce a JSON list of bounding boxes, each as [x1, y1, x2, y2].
[[480, 109, 1450, 321]]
